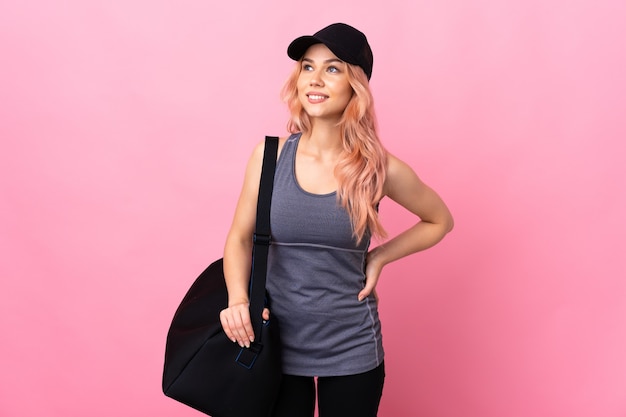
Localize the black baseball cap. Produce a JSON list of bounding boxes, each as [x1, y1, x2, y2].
[[287, 23, 374, 80]]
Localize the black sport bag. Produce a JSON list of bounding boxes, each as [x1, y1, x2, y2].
[[162, 137, 281, 417]]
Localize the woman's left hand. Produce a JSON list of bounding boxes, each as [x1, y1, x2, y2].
[[358, 248, 384, 301]]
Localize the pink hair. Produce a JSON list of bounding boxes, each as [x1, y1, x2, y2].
[[281, 63, 388, 244]]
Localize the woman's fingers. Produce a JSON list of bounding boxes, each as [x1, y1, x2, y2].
[[359, 252, 383, 301], [219, 304, 272, 348], [358, 280, 376, 301], [220, 303, 254, 348]]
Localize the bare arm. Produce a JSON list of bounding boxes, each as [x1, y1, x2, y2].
[[220, 141, 265, 348], [358, 153, 454, 300]]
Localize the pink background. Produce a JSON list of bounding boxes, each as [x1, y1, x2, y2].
[[1, 1, 625, 416]]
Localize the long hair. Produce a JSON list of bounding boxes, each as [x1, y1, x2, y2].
[[281, 62, 388, 244]]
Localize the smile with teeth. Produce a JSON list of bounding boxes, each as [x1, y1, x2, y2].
[[307, 94, 329, 102]]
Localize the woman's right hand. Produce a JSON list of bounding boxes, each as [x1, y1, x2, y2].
[[219, 303, 270, 348]]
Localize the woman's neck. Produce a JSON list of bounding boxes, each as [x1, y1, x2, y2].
[[302, 119, 343, 156]]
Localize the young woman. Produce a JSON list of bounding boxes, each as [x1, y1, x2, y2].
[[219, 23, 454, 417]]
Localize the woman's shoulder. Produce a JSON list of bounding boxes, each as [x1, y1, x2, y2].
[[248, 133, 299, 165], [385, 151, 416, 177], [383, 152, 423, 195]]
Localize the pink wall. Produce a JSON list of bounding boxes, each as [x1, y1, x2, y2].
[[1, 1, 625, 416]]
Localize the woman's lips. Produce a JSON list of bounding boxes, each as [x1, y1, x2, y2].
[[307, 93, 329, 103]]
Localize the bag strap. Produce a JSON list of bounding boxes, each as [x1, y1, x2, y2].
[[248, 136, 279, 340]]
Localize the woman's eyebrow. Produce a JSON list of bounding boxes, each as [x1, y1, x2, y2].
[[302, 57, 345, 64]]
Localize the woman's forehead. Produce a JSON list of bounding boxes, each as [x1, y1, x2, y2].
[[302, 44, 343, 62]]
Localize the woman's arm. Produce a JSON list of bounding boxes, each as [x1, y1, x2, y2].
[[358, 153, 454, 301], [220, 141, 265, 348]]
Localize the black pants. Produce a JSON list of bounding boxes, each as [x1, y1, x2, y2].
[[271, 362, 385, 417]]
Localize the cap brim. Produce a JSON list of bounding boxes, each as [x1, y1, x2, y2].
[[287, 36, 323, 61]]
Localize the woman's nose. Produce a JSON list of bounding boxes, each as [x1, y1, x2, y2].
[[308, 71, 323, 86]]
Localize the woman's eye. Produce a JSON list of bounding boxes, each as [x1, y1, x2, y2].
[[303, 64, 313, 71], [327, 66, 339, 73]]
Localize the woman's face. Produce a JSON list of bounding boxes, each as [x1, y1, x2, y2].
[[297, 43, 353, 121]]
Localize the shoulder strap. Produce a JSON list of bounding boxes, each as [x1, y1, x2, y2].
[[248, 136, 278, 339]]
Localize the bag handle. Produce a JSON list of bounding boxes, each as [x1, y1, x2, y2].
[[248, 136, 279, 341]]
